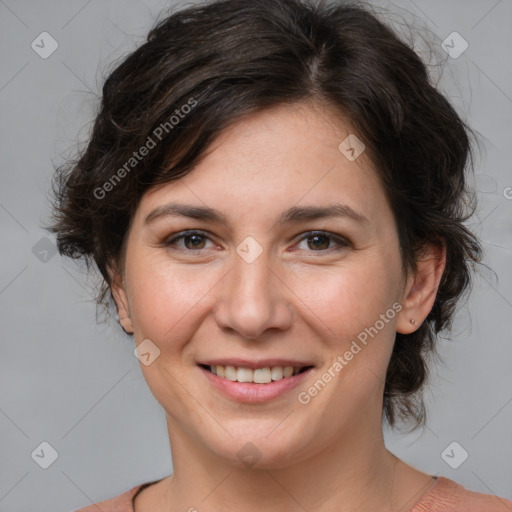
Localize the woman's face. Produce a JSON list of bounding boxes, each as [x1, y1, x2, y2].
[[113, 102, 414, 468]]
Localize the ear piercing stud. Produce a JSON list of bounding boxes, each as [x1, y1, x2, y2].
[[410, 319, 416, 325]]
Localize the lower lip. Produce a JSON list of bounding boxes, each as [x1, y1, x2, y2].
[[199, 366, 314, 403]]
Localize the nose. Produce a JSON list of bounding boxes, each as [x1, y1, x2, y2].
[[213, 247, 294, 340]]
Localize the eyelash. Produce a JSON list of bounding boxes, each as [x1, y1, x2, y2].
[[164, 230, 350, 254]]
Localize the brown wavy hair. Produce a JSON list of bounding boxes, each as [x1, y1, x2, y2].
[[46, 0, 483, 429]]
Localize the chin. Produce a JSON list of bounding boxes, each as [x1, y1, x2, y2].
[[203, 425, 314, 470]]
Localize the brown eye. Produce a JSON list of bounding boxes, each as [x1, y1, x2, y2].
[[295, 231, 350, 253], [306, 234, 330, 250], [165, 231, 215, 251], [183, 234, 207, 249]]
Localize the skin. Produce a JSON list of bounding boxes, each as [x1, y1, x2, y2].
[[111, 101, 446, 512]]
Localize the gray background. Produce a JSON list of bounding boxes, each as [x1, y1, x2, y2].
[[1, 0, 511, 511]]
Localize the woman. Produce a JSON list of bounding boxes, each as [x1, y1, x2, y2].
[[48, 0, 512, 510]]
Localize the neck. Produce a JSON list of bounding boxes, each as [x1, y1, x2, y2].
[[158, 415, 425, 512]]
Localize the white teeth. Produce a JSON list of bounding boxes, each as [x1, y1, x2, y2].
[[207, 364, 307, 383], [283, 366, 294, 378], [224, 365, 237, 381], [271, 366, 283, 380], [237, 367, 253, 382], [253, 368, 272, 384]]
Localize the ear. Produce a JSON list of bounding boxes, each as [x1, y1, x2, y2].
[[396, 241, 446, 334], [108, 264, 134, 335]]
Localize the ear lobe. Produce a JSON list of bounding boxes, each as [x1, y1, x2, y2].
[[396, 242, 446, 334], [109, 266, 134, 335]]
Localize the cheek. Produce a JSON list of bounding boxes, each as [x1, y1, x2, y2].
[[294, 263, 401, 405], [127, 257, 226, 346], [291, 254, 401, 344]]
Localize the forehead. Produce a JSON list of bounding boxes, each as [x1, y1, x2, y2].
[[136, 102, 390, 229]]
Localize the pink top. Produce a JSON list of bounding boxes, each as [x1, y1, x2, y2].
[[73, 476, 512, 512]]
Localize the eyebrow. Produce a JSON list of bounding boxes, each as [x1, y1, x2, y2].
[[144, 202, 369, 227]]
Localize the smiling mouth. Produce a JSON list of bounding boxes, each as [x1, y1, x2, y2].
[[199, 364, 313, 384]]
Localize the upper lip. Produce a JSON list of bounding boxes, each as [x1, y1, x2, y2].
[[198, 358, 315, 370]]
